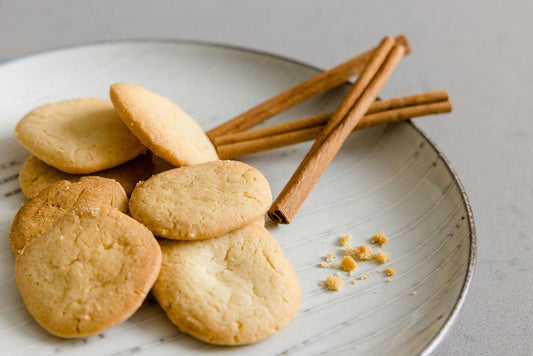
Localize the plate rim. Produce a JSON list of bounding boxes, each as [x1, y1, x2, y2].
[[0, 38, 476, 355]]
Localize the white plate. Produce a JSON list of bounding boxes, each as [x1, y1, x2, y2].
[[0, 41, 475, 356]]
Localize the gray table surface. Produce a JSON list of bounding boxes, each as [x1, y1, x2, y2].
[[1, 1, 532, 354]]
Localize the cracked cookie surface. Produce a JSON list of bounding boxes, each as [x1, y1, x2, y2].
[[129, 160, 271, 240], [152, 224, 301, 345], [10, 177, 128, 255], [110, 83, 218, 166], [19, 153, 154, 198], [14, 203, 161, 338], [15, 98, 146, 174]]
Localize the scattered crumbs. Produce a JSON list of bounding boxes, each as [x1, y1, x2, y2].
[[326, 253, 336, 262], [411, 291, 417, 296], [370, 231, 388, 246], [373, 250, 391, 264], [325, 275, 344, 291], [386, 278, 392, 283], [354, 244, 373, 260], [360, 272, 371, 280], [351, 280, 357, 285], [385, 267, 396, 276], [340, 256, 357, 272], [373, 291, 380, 295], [339, 234, 352, 246]]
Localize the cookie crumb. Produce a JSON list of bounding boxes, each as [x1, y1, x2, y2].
[[373, 250, 390, 264], [373, 291, 380, 295], [326, 253, 336, 262], [360, 272, 371, 280], [320, 261, 331, 268], [339, 234, 352, 246], [354, 244, 373, 260], [385, 267, 395, 276], [386, 278, 392, 283], [370, 231, 388, 246], [411, 291, 417, 296], [340, 256, 357, 272], [325, 275, 344, 291], [351, 280, 357, 285]]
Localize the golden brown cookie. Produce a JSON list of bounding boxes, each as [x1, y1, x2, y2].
[[15, 204, 161, 338], [152, 224, 301, 345], [110, 83, 218, 166], [129, 160, 272, 240], [15, 98, 146, 174], [19, 153, 154, 197], [9, 177, 128, 255]]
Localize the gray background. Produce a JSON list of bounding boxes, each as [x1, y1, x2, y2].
[[1, 1, 531, 354]]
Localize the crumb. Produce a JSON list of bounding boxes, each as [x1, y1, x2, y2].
[[351, 280, 357, 285], [386, 278, 392, 283], [373, 291, 380, 295], [411, 291, 417, 296], [340, 256, 357, 272], [385, 267, 395, 276], [360, 272, 371, 280], [326, 253, 336, 262], [320, 261, 331, 268], [339, 234, 352, 246], [344, 245, 354, 256], [325, 275, 344, 291], [370, 231, 388, 246], [354, 244, 373, 260], [373, 250, 391, 264]]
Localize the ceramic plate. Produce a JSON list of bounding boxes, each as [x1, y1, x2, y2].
[[0, 41, 475, 355]]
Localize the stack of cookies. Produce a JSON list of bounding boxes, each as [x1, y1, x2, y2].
[[9, 84, 301, 345]]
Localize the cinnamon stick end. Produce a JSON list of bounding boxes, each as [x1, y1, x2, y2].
[[395, 35, 412, 55], [267, 208, 290, 224]]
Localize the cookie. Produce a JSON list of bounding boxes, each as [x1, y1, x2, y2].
[[10, 177, 128, 255], [19, 153, 154, 198], [110, 83, 219, 166], [15, 98, 146, 174], [152, 224, 301, 345], [129, 160, 271, 240], [15, 204, 161, 338]]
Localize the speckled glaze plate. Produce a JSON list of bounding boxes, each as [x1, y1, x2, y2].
[[0, 41, 475, 356]]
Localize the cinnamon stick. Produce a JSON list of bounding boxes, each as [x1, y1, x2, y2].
[[216, 100, 451, 159], [212, 91, 449, 146], [207, 35, 411, 139], [268, 37, 405, 224]]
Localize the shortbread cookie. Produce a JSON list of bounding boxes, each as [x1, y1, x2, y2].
[[10, 177, 127, 254], [15, 98, 146, 174], [129, 160, 271, 240], [110, 83, 218, 166], [15, 204, 161, 338], [19, 153, 154, 197], [153, 224, 301, 345]]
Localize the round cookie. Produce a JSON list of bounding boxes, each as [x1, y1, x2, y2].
[[110, 83, 218, 166], [152, 224, 301, 345], [10, 177, 128, 255], [19, 153, 154, 198], [15, 204, 161, 338], [15, 98, 146, 174], [129, 160, 272, 240]]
